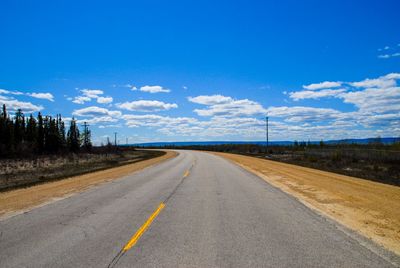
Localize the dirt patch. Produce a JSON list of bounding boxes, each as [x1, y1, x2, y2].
[[214, 152, 400, 256], [0, 150, 177, 220]]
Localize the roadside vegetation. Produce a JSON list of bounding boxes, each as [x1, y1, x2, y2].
[[0, 104, 164, 191], [146, 140, 400, 186]]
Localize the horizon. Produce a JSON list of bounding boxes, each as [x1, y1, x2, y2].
[[1, 1, 399, 145]]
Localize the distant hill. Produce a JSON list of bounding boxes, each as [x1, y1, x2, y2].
[[132, 137, 399, 147]]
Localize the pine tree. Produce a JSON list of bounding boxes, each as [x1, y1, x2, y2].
[[37, 112, 44, 153], [67, 118, 80, 153], [81, 122, 92, 152], [0, 105, 6, 147], [14, 109, 25, 145], [0, 105, 6, 155], [57, 115, 66, 150], [25, 114, 37, 144]]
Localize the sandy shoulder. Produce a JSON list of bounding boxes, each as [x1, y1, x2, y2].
[[214, 152, 400, 256], [0, 150, 177, 220]]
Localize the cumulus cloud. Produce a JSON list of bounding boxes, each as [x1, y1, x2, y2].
[[72, 96, 91, 104], [27, 92, 54, 102], [0, 89, 23, 95], [0, 98, 43, 113], [302, 81, 342, 90], [289, 88, 346, 101], [76, 116, 118, 124], [122, 114, 196, 128], [188, 95, 233, 105], [350, 73, 399, 88], [341, 86, 400, 113], [81, 89, 103, 98], [0, 88, 54, 102], [267, 106, 342, 123], [72, 106, 122, 117], [97, 96, 113, 104], [117, 100, 178, 112], [71, 89, 112, 104], [189, 95, 266, 117], [139, 85, 170, 93]]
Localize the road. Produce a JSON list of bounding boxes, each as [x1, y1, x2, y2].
[[0, 150, 398, 267]]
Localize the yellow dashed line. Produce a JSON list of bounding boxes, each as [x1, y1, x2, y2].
[[123, 203, 165, 252], [183, 170, 190, 177]]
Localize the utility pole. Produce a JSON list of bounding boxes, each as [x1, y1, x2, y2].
[[266, 115, 269, 154], [114, 132, 117, 146]]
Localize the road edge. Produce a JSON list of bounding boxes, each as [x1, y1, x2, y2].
[[212, 151, 400, 267], [0, 150, 178, 221]]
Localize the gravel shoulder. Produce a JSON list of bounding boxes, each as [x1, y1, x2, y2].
[[0, 150, 177, 220], [214, 152, 400, 257]]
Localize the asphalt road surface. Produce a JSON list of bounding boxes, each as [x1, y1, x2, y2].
[[0, 151, 398, 267]]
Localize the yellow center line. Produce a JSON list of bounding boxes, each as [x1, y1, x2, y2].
[[183, 170, 190, 177], [122, 202, 165, 252], [121, 167, 192, 253]]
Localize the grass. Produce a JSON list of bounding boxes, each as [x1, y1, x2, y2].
[[0, 149, 165, 192]]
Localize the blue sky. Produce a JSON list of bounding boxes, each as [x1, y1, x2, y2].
[[0, 0, 399, 144]]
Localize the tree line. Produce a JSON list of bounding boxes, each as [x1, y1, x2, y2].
[[0, 104, 92, 158]]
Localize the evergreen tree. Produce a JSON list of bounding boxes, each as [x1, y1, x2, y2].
[[37, 112, 44, 153], [25, 114, 37, 145], [45, 117, 59, 153], [0, 104, 6, 149], [67, 118, 80, 153], [14, 109, 25, 145], [81, 122, 92, 152], [57, 115, 66, 150]]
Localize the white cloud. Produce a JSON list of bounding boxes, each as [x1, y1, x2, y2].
[[188, 95, 233, 105], [0, 98, 43, 113], [72, 106, 122, 117], [350, 73, 399, 88], [0, 89, 24, 95], [76, 116, 118, 124], [71, 88, 114, 105], [289, 88, 346, 101], [27, 92, 54, 102], [72, 96, 91, 104], [302, 81, 342, 90], [378, 54, 390, 59], [81, 89, 103, 98], [97, 96, 113, 104], [117, 100, 178, 112], [139, 85, 170, 93], [189, 95, 266, 117], [122, 114, 196, 128], [392, 53, 400, 57], [341, 86, 400, 113], [267, 106, 342, 123]]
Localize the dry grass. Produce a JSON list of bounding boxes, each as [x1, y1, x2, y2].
[[0, 150, 177, 220], [215, 152, 400, 256]]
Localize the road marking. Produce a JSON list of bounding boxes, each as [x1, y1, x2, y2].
[[122, 202, 165, 252], [183, 170, 190, 177]]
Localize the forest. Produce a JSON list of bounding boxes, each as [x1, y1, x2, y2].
[[0, 104, 91, 158]]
